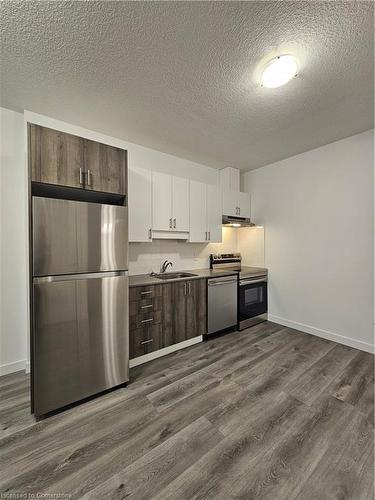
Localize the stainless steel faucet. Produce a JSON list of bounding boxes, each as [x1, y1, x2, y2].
[[160, 260, 173, 273]]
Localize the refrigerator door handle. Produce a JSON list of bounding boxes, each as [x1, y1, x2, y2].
[[33, 270, 128, 284]]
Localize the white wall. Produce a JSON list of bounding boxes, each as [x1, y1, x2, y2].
[[0, 108, 29, 375], [237, 226, 265, 267], [243, 130, 374, 353]]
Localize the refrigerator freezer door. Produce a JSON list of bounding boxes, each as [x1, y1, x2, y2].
[[32, 197, 79, 276], [33, 197, 128, 276], [33, 272, 129, 416]]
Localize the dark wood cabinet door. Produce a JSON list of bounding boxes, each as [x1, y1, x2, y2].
[[161, 283, 174, 348], [29, 124, 84, 188], [29, 124, 127, 195], [129, 279, 207, 359], [186, 279, 207, 339], [83, 140, 127, 195], [172, 281, 188, 343]]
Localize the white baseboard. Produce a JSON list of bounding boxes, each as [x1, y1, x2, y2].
[[129, 336, 203, 368], [0, 359, 27, 376], [268, 314, 374, 354]]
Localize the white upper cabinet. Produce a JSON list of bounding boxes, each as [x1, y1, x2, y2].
[[152, 172, 189, 237], [222, 189, 239, 217], [207, 185, 222, 242], [152, 171, 173, 231], [131, 170, 223, 242], [238, 191, 251, 218], [128, 166, 152, 242], [219, 167, 240, 191], [189, 182, 222, 243], [222, 189, 251, 219], [189, 180, 207, 242], [172, 176, 189, 231]]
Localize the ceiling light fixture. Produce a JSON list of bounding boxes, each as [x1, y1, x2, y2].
[[261, 55, 298, 88]]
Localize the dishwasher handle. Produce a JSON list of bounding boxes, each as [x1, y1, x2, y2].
[[208, 278, 238, 286]]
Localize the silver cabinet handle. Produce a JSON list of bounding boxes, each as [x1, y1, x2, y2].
[[87, 169, 92, 187], [184, 282, 187, 295], [79, 168, 84, 186], [141, 290, 153, 295], [169, 218, 172, 229], [205, 231, 207, 240], [238, 207, 240, 215], [188, 282, 191, 295], [149, 228, 152, 240], [173, 218, 176, 229], [141, 318, 153, 323], [208, 231, 211, 240], [141, 339, 153, 345], [141, 304, 153, 309]]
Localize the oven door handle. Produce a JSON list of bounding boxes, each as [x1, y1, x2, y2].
[[240, 278, 267, 286]]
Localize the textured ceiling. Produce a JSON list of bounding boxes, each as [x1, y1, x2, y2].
[[0, 1, 373, 170]]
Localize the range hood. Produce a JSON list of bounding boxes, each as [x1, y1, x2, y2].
[[222, 215, 255, 227]]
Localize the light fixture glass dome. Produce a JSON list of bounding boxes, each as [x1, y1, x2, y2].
[[261, 55, 298, 88]]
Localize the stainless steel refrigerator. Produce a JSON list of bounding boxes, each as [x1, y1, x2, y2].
[[31, 197, 129, 417]]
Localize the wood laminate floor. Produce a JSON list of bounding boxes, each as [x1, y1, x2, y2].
[[0, 322, 374, 499]]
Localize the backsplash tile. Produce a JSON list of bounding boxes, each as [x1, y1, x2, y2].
[[129, 227, 238, 275]]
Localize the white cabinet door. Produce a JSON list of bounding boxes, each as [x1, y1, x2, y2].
[[222, 189, 238, 217], [128, 167, 152, 242], [152, 171, 172, 231], [207, 185, 222, 243], [189, 180, 207, 242], [172, 176, 189, 231], [238, 191, 251, 218], [219, 167, 240, 191]]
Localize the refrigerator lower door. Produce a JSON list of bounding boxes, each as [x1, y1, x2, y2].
[[33, 271, 129, 416], [33, 197, 128, 276]]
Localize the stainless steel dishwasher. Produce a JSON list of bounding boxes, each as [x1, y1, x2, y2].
[[207, 275, 238, 335]]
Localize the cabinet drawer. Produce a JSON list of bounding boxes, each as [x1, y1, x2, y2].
[[130, 324, 162, 359], [129, 310, 162, 330], [129, 285, 162, 302], [129, 296, 162, 316]]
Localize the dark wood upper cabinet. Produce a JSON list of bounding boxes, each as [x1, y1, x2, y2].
[[83, 140, 127, 195], [29, 124, 84, 189], [29, 124, 127, 196]]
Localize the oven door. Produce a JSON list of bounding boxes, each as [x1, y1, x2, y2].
[[238, 277, 268, 329]]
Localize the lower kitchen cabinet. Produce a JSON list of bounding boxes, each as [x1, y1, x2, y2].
[[129, 278, 207, 360], [130, 324, 163, 358], [170, 279, 207, 342], [185, 279, 207, 339]]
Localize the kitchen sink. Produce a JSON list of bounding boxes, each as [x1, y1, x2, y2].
[[152, 272, 198, 280]]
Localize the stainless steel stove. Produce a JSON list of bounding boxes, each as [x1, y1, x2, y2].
[[210, 253, 268, 330]]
